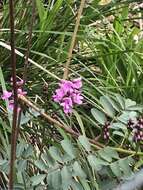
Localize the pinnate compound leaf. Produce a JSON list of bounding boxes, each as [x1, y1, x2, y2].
[[104, 147, 119, 159], [98, 149, 112, 162], [61, 166, 72, 189], [71, 180, 84, 190], [34, 159, 47, 171], [110, 162, 122, 177], [61, 139, 76, 159], [100, 96, 115, 118], [91, 108, 107, 125], [31, 174, 46, 186], [49, 146, 63, 163], [125, 99, 136, 109], [78, 135, 91, 152], [73, 161, 87, 179], [115, 94, 125, 109], [105, 95, 120, 111], [80, 179, 91, 190], [119, 158, 133, 176], [98, 147, 119, 162], [113, 131, 124, 137], [42, 151, 55, 166], [87, 155, 109, 171], [51, 170, 62, 190]]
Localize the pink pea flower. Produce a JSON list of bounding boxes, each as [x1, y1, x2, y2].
[[8, 100, 14, 110], [52, 88, 65, 102], [64, 107, 72, 114], [59, 80, 73, 93], [53, 78, 83, 114], [60, 97, 73, 114], [1, 77, 27, 113], [17, 88, 27, 96], [10, 77, 24, 87], [1, 90, 12, 100], [72, 78, 82, 89], [72, 92, 83, 104], [8, 101, 21, 112], [16, 79, 24, 86]]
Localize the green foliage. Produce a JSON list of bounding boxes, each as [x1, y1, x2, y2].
[[91, 94, 143, 147], [0, 0, 143, 189]]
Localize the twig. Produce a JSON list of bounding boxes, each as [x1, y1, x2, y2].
[[63, 0, 86, 79], [23, 0, 36, 83], [0, 0, 3, 31], [18, 95, 103, 149], [8, 0, 18, 189], [114, 147, 143, 156], [17, 0, 36, 141]]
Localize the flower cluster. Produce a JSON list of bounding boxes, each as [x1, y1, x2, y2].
[[103, 122, 110, 140], [1, 78, 27, 111], [127, 118, 143, 142], [52, 78, 83, 114], [127, 119, 135, 129]]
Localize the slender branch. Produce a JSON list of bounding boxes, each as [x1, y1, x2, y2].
[[63, 0, 86, 79], [9, 0, 18, 189], [18, 95, 103, 149], [17, 0, 36, 140], [114, 147, 143, 156], [23, 0, 36, 83], [0, 0, 3, 31]]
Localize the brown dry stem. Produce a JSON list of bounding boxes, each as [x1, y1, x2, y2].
[[63, 0, 86, 79]]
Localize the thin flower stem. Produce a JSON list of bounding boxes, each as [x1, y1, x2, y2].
[[113, 147, 143, 156], [63, 0, 86, 80], [8, 0, 18, 189]]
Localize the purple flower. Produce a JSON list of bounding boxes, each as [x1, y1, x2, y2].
[[60, 97, 73, 114], [103, 122, 110, 140], [8, 100, 14, 110], [8, 99, 21, 112], [1, 90, 12, 100], [132, 118, 143, 142], [17, 79, 24, 86], [53, 78, 83, 114], [1, 77, 27, 113], [52, 88, 65, 102], [17, 88, 27, 96], [11, 77, 24, 86], [127, 119, 135, 129], [72, 78, 82, 89], [72, 92, 83, 104], [59, 80, 73, 93]]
